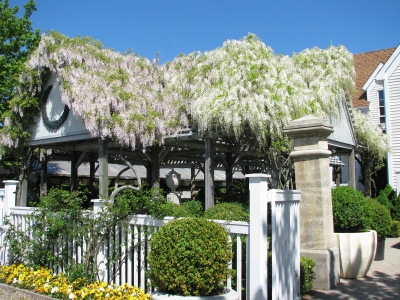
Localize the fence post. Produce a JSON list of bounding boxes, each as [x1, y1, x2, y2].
[[1, 180, 18, 265], [246, 173, 270, 300], [270, 189, 301, 300], [91, 199, 108, 282], [3, 180, 18, 217]]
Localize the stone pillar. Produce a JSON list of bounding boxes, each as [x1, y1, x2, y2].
[[284, 115, 339, 290]]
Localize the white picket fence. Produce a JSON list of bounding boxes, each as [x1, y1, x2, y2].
[[0, 175, 301, 300]]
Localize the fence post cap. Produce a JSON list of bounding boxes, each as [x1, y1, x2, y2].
[[245, 174, 271, 178], [3, 180, 19, 184]]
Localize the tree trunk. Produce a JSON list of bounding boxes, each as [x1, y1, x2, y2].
[[364, 156, 373, 198]]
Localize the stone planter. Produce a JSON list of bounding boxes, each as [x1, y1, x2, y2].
[[334, 230, 377, 278], [374, 238, 386, 261], [152, 288, 240, 300]]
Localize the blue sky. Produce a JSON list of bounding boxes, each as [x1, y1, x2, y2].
[[11, 0, 400, 63]]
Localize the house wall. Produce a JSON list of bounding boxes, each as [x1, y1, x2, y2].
[[388, 64, 400, 190], [367, 81, 384, 126]]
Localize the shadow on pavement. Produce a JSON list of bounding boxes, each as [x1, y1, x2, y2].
[[391, 241, 400, 249], [308, 274, 400, 299]]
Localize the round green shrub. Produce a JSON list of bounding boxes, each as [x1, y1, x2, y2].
[[148, 218, 232, 296], [203, 203, 249, 222], [368, 199, 392, 238], [332, 186, 372, 232]]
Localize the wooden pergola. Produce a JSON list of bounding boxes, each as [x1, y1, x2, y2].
[[29, 127, 266, 209]]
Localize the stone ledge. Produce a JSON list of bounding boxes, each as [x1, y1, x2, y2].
[[0, 283, 56, 300]]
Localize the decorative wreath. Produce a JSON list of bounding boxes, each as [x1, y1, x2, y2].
[[41, 85, 69, 130]]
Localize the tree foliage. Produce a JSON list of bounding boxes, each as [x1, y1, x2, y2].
[[0, 0, 40, 119]]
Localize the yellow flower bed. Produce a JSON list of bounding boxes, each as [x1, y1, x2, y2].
[[0, 264, 151, 299]]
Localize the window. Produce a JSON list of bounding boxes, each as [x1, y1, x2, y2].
[[378, 90, 386, 130]]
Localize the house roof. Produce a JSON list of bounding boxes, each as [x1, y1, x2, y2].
[[353, 48, 395, 108]]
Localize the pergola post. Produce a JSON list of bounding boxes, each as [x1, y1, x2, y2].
[[89, 160, 95, 196], [151, 146, 160, 189], [226, 152, 233, 201], [17, 158, 28, 207], [98, 138, 109, 199], [40, 155, 48, 197], [205, 138, 214, 210], [191, 167, 196, 200], [70, 151, 78, 192]]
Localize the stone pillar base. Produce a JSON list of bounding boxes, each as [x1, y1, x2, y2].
[[301, 247, 340, 290]]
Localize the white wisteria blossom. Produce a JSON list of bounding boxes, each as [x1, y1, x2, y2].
[[352, 110, 390, 161], [352, 109, 390, 196], [1, 32, 356, 151]]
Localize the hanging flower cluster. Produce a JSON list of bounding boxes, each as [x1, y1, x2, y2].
[[352, 109, 390, 161], [2, 31, 355, 150]]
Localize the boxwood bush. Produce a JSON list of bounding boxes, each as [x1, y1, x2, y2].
[[332, 186, 372, 232], [368, 199, 392, 239], [148, 218, 232, 296]]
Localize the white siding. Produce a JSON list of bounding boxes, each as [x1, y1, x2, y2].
[[367, 81, 384, 126], [388, 64, 400, 189]]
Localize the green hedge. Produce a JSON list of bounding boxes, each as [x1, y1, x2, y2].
[[203, 202, 249, 222], [149, 202, 193, 219], [389, 220, 400, 238], [368, 199, 392, 238]]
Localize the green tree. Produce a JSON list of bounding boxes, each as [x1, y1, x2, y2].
[[0, 0, 40, 119]]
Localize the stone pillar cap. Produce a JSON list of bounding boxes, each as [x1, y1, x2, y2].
[[283, 115, 333, 138]]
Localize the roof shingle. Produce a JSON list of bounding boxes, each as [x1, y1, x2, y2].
[[352, 48, 395, 108]]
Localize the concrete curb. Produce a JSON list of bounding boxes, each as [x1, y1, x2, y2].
[[0, 283, 56, 300]]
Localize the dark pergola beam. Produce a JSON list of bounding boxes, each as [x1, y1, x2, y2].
[[75, 151, 87, 169]]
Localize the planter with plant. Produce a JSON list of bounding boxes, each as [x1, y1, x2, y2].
[[148, 218, 239, 299], [368, 199, 392, 261], [332, 186, 376, 278]]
